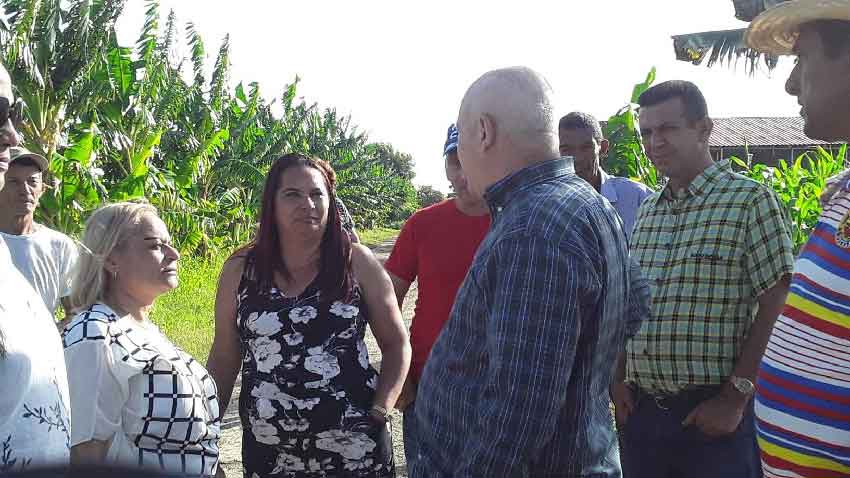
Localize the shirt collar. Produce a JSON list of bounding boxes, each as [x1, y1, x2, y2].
[[484, 158, 574, 215], [599, 169, 618, 204], [654, 159, 730, 205]]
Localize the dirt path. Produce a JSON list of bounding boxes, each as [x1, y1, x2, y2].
[[218, 238, 416, 477]]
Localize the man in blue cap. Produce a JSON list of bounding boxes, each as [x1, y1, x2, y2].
[[384, 123, 490, 468]]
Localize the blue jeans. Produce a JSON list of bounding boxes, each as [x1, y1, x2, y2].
[[621, 386, 762, 478]]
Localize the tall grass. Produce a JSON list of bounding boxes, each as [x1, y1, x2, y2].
[[150, 252, 227, 364]]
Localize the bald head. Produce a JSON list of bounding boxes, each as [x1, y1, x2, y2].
[[461, 67, 557, 141], [0, 62, 18, 192], [456, 67, 560, 196]]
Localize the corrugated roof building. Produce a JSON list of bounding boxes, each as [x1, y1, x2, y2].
[[708, 117, 842, 165]]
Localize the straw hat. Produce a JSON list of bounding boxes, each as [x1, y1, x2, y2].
[[745, 0, 850, 55]]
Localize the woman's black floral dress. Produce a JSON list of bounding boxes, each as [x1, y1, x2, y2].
[[237, 259, 394, 478]]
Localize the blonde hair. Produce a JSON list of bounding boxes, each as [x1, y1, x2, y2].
[[68, 202, 159, 313]]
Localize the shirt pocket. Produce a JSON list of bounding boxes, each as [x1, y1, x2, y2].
[[681, 244, 742, 298]]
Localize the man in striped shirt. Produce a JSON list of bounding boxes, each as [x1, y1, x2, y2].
[[745, 2, 850, 476], [614, 80, 795, 478]]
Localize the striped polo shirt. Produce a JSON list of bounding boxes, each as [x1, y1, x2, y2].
[[755, 191, 850, 478]]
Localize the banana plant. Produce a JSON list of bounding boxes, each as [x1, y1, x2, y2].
[[731, 144, 848, 252], [3, 0, 423, 255], [0, 0, 126, 159], [36, 119, 108, 233], [604, 67, 661, 190]]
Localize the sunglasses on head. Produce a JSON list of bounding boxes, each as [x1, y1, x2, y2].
[[0, 97, 24, 128]]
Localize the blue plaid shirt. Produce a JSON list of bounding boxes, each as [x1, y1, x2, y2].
[[412, 158, 636, 478]]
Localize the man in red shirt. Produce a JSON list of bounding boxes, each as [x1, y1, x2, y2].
[[384, 123, 490, 467]]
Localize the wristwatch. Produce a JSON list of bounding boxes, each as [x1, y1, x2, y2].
[[729, 376, 755, 396], [370, 405, 391, 424]]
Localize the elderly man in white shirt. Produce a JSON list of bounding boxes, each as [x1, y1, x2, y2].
[[559, 111, 653, 239], [0, 147, 78, 319]]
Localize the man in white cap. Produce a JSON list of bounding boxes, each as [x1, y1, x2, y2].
[[0, 146, 78, 319], [746, 2, 850, 477]]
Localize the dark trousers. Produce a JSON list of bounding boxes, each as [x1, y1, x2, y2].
[[403, 401, 419, 470], [621, 386, 762, 478]]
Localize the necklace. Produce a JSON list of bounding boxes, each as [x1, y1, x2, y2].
[[275, 270, 319, 298]]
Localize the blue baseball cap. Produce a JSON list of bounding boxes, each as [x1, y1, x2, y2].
[[443, 124, 459, 157]]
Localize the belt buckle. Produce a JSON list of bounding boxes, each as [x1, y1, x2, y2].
[[653, 394, 671, 411]]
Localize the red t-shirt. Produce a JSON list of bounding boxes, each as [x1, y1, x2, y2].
[[384, 199, 490, 380]]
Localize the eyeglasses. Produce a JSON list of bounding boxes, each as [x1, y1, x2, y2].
[[0, 97, 23, 129]]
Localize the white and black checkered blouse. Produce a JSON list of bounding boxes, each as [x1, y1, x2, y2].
[[62, 304, 220, 477]]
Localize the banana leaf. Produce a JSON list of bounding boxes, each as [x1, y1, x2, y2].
[[672, 0, 793, 73]]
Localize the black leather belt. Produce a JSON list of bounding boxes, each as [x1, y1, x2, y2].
[[633, 385, 721, 411]]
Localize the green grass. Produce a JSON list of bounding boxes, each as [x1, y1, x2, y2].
[[358, 227, 399, 248], [150, 252, 227, 364], [150, 227, 399, 364]]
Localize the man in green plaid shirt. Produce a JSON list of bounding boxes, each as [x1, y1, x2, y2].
[[613, 80, 795, 478]]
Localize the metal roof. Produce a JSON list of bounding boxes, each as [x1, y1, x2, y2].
[[709, 117, 838, 148]]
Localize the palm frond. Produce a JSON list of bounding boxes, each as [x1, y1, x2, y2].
[[136, 0, 159, 61], [185, 22, 205, 89], [53, 0, 125, 96], [209, 34, 230, 111], [34, 0, 61, 72], [0, 0, 46, 87], [672, 28, 778, 74], [159, 9, 176, 61]]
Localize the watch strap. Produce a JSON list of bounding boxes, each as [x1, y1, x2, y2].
[[370, 405, 391, 422]]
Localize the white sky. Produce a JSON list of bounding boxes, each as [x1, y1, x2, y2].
[[115, 0, 799, 192]]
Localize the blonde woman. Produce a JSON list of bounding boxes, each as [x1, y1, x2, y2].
[[62, 202, 221, 477]]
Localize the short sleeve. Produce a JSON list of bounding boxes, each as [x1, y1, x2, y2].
[[626, 257, 650, 339], [384, 213, 419, 282], [64, 326, 125, 446], [745, 186, 795, 296], [636, 182, 653, 204]]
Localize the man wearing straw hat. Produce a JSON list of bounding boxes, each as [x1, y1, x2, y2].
[[745, 2, 850, 477]]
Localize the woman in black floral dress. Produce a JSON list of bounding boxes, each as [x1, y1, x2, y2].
[[207, 154, 411, 477]]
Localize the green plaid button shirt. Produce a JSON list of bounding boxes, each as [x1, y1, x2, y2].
[[626, 160, 794, 393]]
